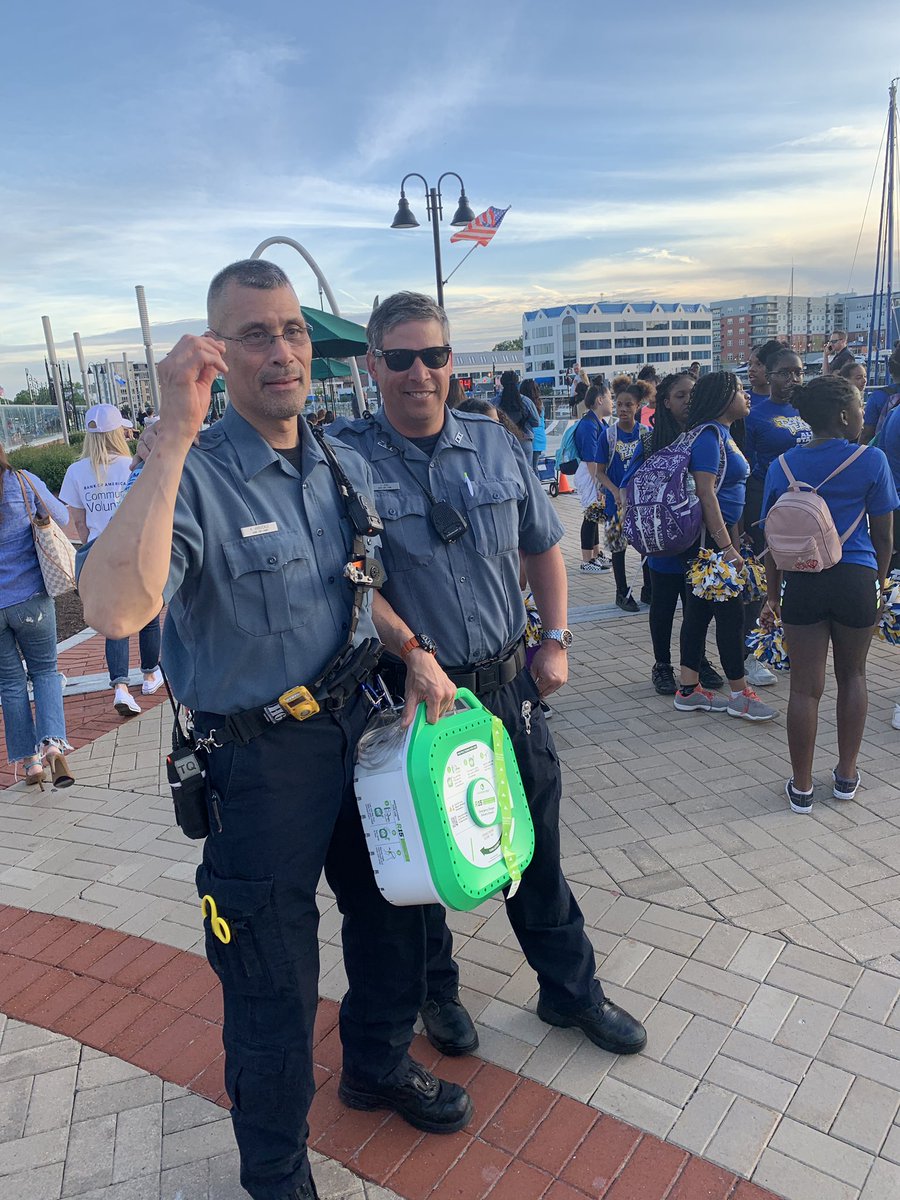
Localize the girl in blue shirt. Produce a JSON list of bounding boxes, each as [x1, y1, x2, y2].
[[594, 385, 648, 612], [762, 375, 898, 811], [675, 373, 776, 722]]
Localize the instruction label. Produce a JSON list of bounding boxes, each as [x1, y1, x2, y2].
[[442, 741, 502, 868], [360, 798, 410, 865]]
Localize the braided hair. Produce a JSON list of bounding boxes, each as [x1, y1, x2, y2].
[[650, 372, 692, 454], [687, 370, 746, 450]]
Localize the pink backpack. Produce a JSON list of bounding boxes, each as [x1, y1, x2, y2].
[[764, 444, 868, 573]]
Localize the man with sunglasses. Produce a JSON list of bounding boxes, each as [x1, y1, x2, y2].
[[823, 330, 854, 376], [78, 263, 473, 1200], [333, 292, 647, 1062]]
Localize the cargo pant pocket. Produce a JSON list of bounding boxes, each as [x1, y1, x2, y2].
[[196, 865, 290, 997]]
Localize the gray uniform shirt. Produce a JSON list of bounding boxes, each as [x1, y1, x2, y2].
[[332, 407, 563, 668], [161, 405, 379, 713]]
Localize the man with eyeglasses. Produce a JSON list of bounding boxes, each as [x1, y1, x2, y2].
[[823, 330, 854, 376], [79, 262, 472, 1200], [333, 292, 647, 1062]]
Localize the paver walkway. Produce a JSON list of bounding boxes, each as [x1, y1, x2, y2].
[[1, 494, 899, 1199]]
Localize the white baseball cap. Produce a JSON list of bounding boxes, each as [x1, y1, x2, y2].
[[84, 404, 133, 432]]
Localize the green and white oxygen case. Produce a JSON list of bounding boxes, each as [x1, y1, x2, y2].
[[354, 689, 535, 911]]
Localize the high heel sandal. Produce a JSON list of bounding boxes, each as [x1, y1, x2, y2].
[[24, 756, 46, 789], [41, 741, 75, 789]]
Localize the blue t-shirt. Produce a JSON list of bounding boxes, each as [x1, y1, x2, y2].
[[761, 441, 899, 570], [573, 411, 605, 464], [745, 399, 812, 479], [597, 423, 644, 516], [690, 423, 749, 527], [864, 387, 899, 430], [748, 390, 769, 409], [880, 406, 900, 491]]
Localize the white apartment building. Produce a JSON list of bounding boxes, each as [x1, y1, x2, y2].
[[522, 301, 714, 386], [711, 294, 843, 368]]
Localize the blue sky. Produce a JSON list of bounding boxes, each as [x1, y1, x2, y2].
[[1, 0, 898, 398]]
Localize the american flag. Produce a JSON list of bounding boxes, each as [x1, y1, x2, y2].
[[450, 206, 509, 247]]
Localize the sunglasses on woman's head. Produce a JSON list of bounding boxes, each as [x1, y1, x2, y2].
[[373, 346, 452, 372]]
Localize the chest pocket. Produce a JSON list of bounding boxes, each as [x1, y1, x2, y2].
[[461, 477, 522, 558], [376, 488, 436, 572], [222, 530, 309, 636]]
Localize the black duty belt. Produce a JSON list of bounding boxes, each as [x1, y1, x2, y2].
[[383, 638, 526, 697]]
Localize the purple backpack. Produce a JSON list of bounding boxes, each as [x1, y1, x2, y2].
[[622, 423, 726, 556]]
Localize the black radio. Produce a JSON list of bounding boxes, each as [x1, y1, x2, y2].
[[166, 744, 210, 840]]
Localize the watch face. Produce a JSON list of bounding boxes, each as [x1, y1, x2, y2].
[[417, 633, 437, 655], [559, 629, 574, 649]]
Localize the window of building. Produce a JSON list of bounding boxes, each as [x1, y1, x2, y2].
[[647, 352, 671, 363], [614, 353, 646, 365], [691, 336, 711, 345], [671, 320, 689, 330], [646, 337, 669, 347], [693, 351, 711, 360], [671, 350, 690, 361], [580, 322, 611, 333], [646, 320, 670, 330], [581, 355, 612, 367], [615, 337, 644, 348], [561, 315, 576, 366], [540, 360, 554, 371], [690, 321, 712, 329], [671, 336, 690, 346], [614, 321, 643, 332], [580, 338, 611, 350]]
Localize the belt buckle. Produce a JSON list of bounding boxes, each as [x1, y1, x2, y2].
[[278, 685, 320, 721], [478, 661, 501, 691]]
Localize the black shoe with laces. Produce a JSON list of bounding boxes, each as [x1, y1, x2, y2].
[[651, 663, 677, 695], [420, 997, 479, 1056], [699, 658, 724, 690], [339, 1058, 473, 1133], [537, 997, 647, 1054]]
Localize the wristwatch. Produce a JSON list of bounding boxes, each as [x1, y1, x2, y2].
[[400, 633, 437, 658], [540, 628, 574, 649]]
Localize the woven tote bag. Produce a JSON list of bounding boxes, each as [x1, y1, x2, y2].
[[15, 472, 77, 597]]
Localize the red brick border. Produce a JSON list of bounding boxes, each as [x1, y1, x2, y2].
[[0, 905, 781, 1200]]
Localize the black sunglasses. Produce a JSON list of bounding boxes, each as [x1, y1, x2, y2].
[[373, 345, 452, 372]]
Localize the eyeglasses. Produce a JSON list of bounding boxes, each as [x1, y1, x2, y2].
[[373, 346, 452, 372], [772, 368, 803, 378], [209, 325, 311, 351]]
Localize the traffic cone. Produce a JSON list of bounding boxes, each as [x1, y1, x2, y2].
[[558, 471, 574, 494]]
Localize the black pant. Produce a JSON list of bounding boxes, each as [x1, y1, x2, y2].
[[581, 517, 599, 551], [648, 569, 686, 666], [424, 669, 602, 1014], [195, 695, 424, 1200], [680, 589, 745, 680]]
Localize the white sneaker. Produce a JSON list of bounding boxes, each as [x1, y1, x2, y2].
[[893, 703, 900, 731], [114, 686, 141, 717], [141, 668, 164, 695], [745, 654, 776, 688]]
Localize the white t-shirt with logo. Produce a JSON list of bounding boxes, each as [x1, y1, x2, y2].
[[59, 456, 132, 541]]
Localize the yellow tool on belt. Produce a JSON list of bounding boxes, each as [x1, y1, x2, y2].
[[200, 894, 232, 944]]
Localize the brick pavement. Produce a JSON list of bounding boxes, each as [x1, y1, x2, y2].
[[1, 494, 899, 1198]]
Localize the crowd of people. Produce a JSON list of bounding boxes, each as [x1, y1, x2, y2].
[[3, 262, 899, 1200]]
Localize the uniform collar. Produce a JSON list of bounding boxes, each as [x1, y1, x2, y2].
[[219, 405, 326, 481], [369, 404, 475, 461]]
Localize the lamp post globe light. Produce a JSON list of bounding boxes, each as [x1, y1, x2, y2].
[[390, 172, 475, 308]]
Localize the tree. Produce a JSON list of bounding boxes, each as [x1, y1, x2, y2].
[[10, 382, 84, 405], [492, 337, 523, 351]]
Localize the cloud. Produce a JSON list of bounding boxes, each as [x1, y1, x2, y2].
[[635, 248, 696, 265], [781, 125, 883, 149]]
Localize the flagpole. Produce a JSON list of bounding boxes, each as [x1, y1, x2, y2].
[[442, 244, 480, 286]]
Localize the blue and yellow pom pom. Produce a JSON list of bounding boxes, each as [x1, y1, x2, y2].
[[746, 619, 790, 670], [687, 548, 744, 602]]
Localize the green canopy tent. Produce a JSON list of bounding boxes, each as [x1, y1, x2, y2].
[[301, 307, 368, 359], [310, 357, 352, 381]]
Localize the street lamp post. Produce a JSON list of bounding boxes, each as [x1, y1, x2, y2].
[[390, 173, 475, 308]]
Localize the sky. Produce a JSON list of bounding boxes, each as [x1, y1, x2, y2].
[[1, 0, 899, 399]]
